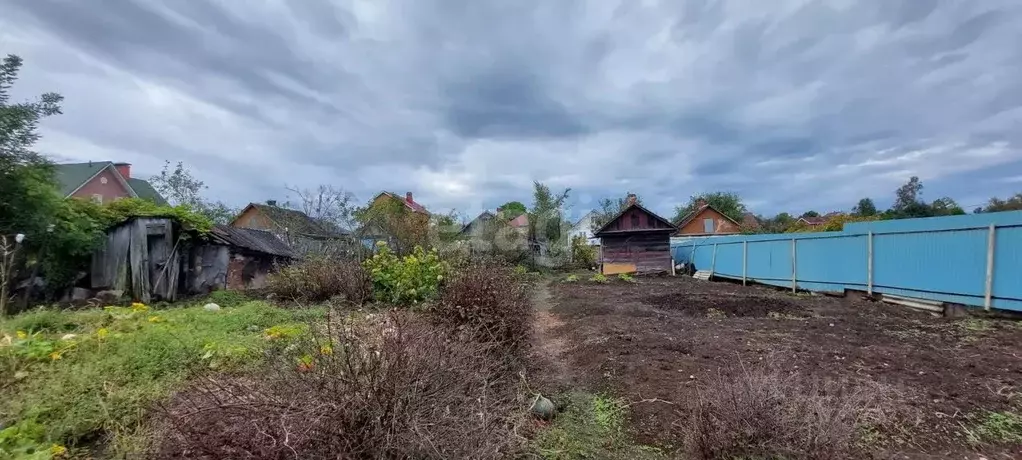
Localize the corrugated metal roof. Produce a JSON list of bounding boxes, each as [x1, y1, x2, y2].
[[210, 225, 297, 258]]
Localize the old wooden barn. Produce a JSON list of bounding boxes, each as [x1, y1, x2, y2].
[[90, 217, 296, 302], [594, 195, 677, 275]]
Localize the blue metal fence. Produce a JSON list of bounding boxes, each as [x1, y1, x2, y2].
[[670, 211, 1022, 312]]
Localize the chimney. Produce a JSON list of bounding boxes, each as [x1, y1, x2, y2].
[[695, 198, 707, 208], [405, 191, 414, 203], [626, 193, 637, 206], [266, 200, 277, 206], [114, 162, 131, 179]]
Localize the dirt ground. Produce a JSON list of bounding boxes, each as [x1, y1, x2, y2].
[[539, 274, 1022, 459]]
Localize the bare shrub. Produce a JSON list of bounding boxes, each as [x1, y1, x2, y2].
[[157, 312, 524, 459], [266, 257, 371, 304], [683, 359, 895, 460], [434, 261, 532, 354]]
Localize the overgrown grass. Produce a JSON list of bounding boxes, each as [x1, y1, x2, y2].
[[0, 301, 322, 458], [532, 392, 666, 460]]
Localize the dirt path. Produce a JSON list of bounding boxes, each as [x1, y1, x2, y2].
[[530, 279, 574, 390]]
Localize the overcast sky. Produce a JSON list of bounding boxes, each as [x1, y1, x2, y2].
[[4, 0, 1022, 220]]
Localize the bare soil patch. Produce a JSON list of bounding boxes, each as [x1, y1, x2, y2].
[[544, 276, 1022, 459]]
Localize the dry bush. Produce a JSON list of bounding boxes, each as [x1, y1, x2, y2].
[[683, 359, 896, 460], [266, 257, 371, 304], [157, 312, 524, 459], [434, 261, 532, 354]]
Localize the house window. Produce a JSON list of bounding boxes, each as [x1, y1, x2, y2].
[[92, 194, 103, 204], [703, 218, 714, 233], [630, 213, 640, 228]]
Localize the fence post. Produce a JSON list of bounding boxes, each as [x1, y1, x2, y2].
[[985, 224, 996, 311], [711, 243, 718, 275], [791, 238, 797, 293], [867, 231, 873, 296], [742, 240, 748, 286]]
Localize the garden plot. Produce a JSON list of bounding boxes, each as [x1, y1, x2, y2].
[[543, 275, 1022, 458]]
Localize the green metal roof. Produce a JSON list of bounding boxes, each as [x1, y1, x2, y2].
[[53, 161, 167, 204]]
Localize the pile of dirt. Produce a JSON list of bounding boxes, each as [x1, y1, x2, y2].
[[643, 293, 809, 318]]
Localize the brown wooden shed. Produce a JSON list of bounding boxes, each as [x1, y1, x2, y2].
[[594, 195, 677, 275]]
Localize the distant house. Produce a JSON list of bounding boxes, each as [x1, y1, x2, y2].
[[594, 195, 677, 275], [54, 161, 166, 205], [797, 212, 842, 228], [358, 191, 430, 251], [741, 213, 762, 232], [231, 201, 349, 255], [461, 211, 496, 237], [569, 210, 600, 245], [675, 200, 742, 236]]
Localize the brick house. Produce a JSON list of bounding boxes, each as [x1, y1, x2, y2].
[[54, 161, 166, 204], [675, 200, 742, 236]]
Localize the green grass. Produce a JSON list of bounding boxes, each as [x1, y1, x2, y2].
[[963, 411, 1022, 445], [531, 392, 667, 460], [0, 300, 322, 458]]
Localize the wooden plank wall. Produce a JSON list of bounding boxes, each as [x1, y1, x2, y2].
[[602, 233, 672, 274]]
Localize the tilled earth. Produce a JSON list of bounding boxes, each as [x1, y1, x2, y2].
[[546, 275, 1022, 459]]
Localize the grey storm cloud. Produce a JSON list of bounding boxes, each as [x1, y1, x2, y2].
[[3, 0, 1022, 219]]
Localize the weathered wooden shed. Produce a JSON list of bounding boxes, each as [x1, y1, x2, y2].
[[91, 218, 296, 302], [594, 195, 677, 275]]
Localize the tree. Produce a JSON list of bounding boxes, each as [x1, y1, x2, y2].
[[528, 181, 571, 266], [893, 176, 924, 212], [283, 184, 357, 233], [591, 192, 642, 231], [800, 210, 820, 219], [930, 197, 965, 216], [673, 192, 746, 223], [354, 197, 429, 256], [496, 201, 527, 220], [0, 54, 64, 237], [760, 212, 795, 233], [149, 161, 238, 224], [979, 193, 1022, 213], [851, 198, 877, 217]]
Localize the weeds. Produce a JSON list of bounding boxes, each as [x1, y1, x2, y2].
[[532, 392, 665, 459], [590, 273, 608, 284], [683, 359, 895, 460], [159, 312, 525, 459], [0, 301, 319, 457], [267, 257, 372, 304], [617, 273, 635, 283], [434, 261, 531, 354], [564, 274, 579, 283], [962, 411, 1022, 445], [705, 308, 727, 319]]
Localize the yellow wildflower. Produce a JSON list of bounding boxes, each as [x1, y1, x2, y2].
[[320, 344, 333, 356], [49, 351, 63, 361], [148, 315, 166, 323], [16, 330, 27, 340], [97, 328, 110, 340], [131, 302, 148, 312], [50, 444, 68, 456]]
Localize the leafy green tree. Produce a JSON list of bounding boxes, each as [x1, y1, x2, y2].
[[800, 210, 820, 219], [760, 212, 795, 233], [892, 176, 924, 213], [497, 201, 527, 220], [673, 192, 746, 223], [979, 193, 1022, 213], [852, 198, 877, 217], [591, 192, 642, 231], [528, 181, 571, 265], [0, 54, 64, 238], [150, 161, 238, 224]]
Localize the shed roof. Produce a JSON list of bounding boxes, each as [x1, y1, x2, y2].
[[209, 225, 297, 258], [594, 203, 676, 236]]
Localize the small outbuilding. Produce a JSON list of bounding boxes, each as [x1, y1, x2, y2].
[[90, 217, 296, 302], [594, 195, 677, 275]]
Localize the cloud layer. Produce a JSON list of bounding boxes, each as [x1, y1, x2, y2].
[[4, 0, 1022, 219]]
